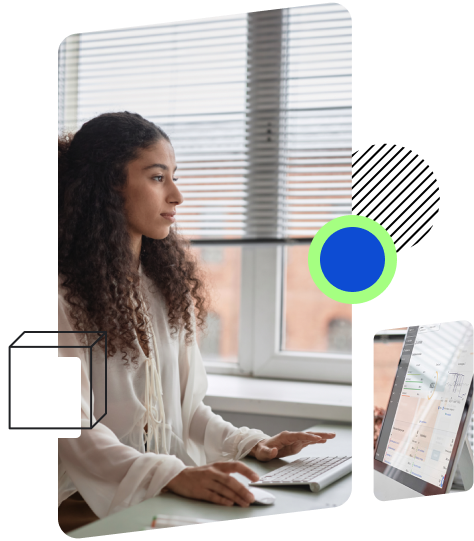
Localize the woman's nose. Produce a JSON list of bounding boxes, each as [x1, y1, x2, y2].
[[168, 181, 184, 206]]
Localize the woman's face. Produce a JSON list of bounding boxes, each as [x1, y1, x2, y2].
[[123, 139, 184, 241]]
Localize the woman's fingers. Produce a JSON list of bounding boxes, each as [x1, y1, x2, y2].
[[216, 471, 256, 503], [201, 489, 234, 507], [211, 478, 253, 507], [211, 462, 259, 504], [282, 432, 336, 445], [275, 436, 331, 458], [273, 431, 324, 445], [209, 469, 256, 506]]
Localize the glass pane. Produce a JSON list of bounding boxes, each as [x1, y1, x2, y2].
[[282, 245, 352, 354], [191, 246, 241, 363]]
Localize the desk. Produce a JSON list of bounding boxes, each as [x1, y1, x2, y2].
[[69, 423, 351, 538]]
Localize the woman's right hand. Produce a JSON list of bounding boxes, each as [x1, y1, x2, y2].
[[164, 461, 259, 507]]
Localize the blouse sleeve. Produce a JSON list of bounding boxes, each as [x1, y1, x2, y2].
[[58, 291, 186, 519], [189, 402, 270, 463]]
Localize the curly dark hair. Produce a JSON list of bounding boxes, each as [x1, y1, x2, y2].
[[59, 111, 208, 366]]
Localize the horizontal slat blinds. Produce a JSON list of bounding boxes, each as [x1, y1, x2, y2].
[[59, 15, 248, 240], [285, 2, 474, 237], [58, 4, 351, 242]]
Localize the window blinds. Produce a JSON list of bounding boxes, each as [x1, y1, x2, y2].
[[282, 2, 474, 237], [58, 4, 351, 243], [59, 15, 248, 241]]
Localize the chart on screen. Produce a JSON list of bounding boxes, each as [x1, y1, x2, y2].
[[382, 321, 473, 487]]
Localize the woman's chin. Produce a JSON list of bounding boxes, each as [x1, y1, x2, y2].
[[150, 227, 171, 240]]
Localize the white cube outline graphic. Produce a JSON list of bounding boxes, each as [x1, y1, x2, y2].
[[8, 331, 107, 430]]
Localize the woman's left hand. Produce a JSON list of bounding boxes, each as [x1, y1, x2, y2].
[[248, 431, 336, 462]]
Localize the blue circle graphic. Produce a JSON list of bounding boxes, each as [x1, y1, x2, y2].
[[320, 227, 385, 292]]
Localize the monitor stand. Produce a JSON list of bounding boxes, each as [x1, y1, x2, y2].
[[375, 439, 473, 500], [455, 439, 473, 491]]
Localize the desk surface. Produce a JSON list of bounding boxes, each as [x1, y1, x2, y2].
[[69, 423, 351, 538]]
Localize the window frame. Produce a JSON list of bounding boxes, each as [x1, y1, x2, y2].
[[206, 7, 351, 384], [235, 245, 373, 385], [203, 244, 352, 384]]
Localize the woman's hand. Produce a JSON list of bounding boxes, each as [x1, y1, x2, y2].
[[165, 461, 259, 507], [249, 431, 336, 462]]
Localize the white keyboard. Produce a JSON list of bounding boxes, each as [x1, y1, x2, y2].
[[251, 456, 352, 493]]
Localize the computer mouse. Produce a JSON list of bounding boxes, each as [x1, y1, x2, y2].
[[230, 473, 276, 505], [248, 486, 276, 505]]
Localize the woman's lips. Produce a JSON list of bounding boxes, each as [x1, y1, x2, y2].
[[160, 213, 176, 223]]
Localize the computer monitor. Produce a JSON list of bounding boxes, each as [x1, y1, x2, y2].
[[374, 321, 473, 497]]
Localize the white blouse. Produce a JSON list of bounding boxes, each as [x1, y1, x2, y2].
[[58, 265, 269, 519]]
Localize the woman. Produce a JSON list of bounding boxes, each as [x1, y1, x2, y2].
[[58, 111, 334, 531]]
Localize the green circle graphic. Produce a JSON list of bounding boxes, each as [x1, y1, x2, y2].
[[308, 215, 401, 304]]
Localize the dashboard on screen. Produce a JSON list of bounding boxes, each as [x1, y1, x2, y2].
[[375, 321, 473, 494]]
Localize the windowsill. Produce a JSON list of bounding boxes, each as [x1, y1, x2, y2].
[[204, 374, 351, 423]]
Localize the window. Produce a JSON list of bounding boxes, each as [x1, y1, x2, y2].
[[58, 4, 352, 383], [282, 245, 351, 354], [235, 2, 472, 383]]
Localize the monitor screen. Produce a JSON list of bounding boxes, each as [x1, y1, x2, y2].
[[375, 321, 473, 493]]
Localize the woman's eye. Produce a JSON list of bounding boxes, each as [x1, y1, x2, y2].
[[152, 175, 164, 182], [153, 175, 179, 182]]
